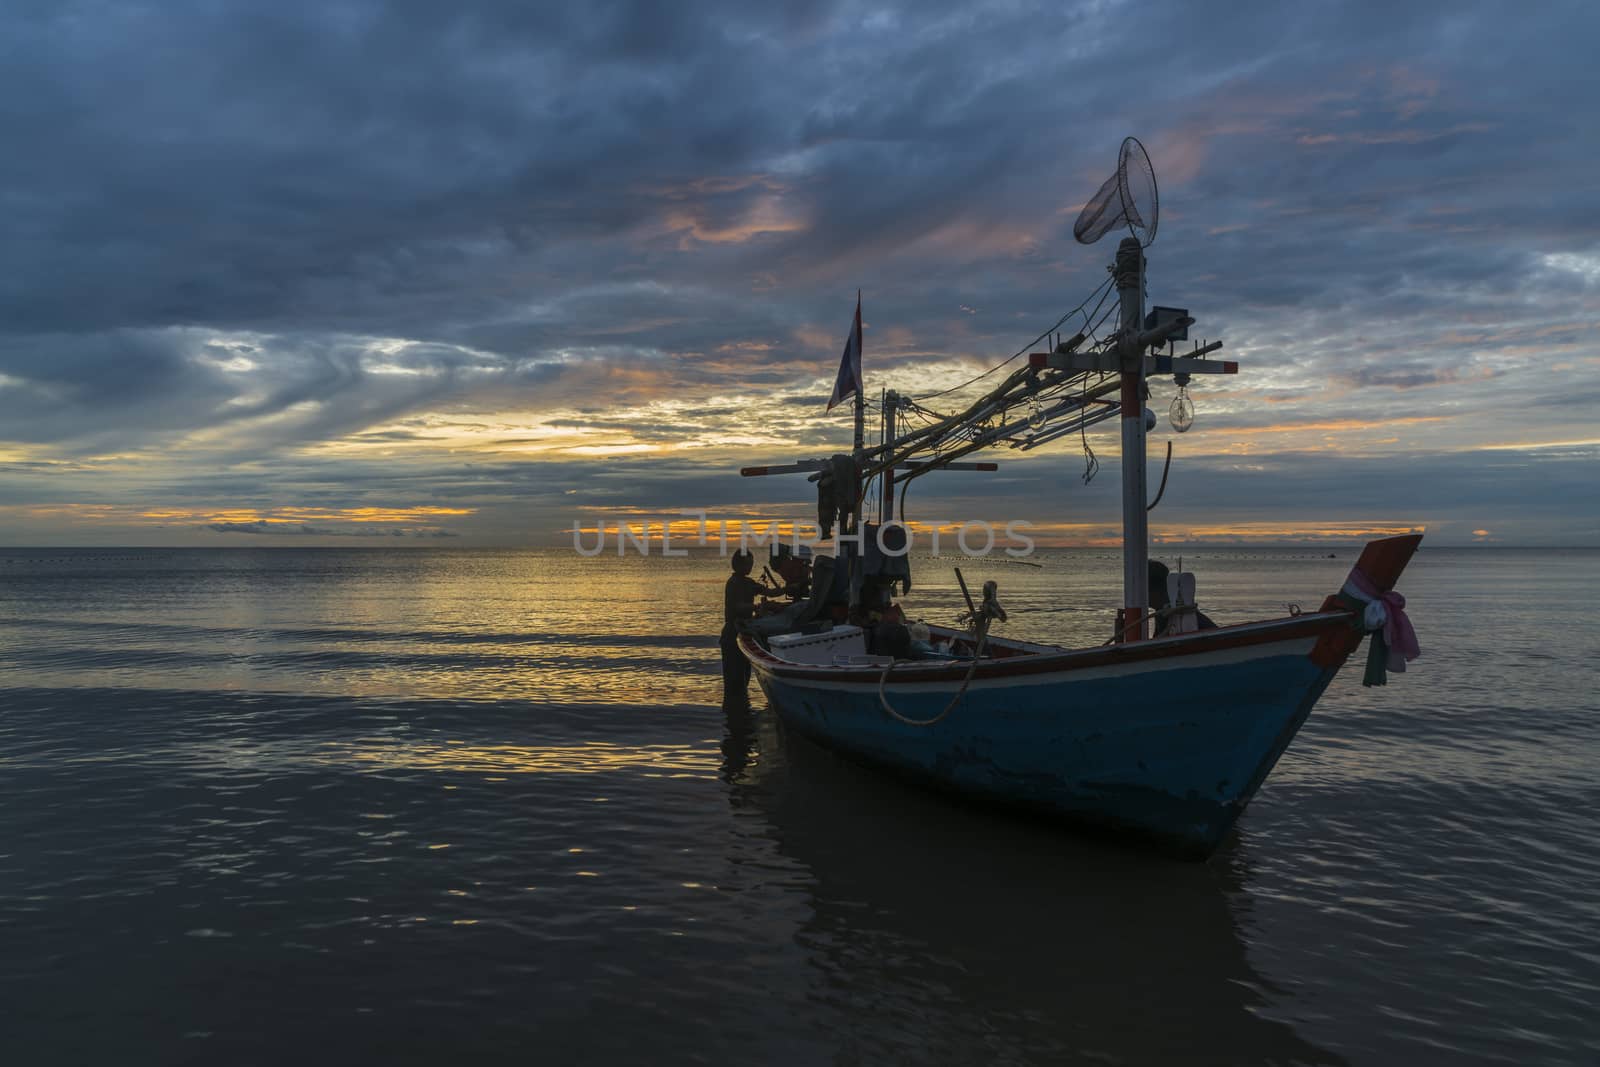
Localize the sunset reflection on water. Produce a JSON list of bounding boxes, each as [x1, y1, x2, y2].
[[2, 547, 1597, 1064]]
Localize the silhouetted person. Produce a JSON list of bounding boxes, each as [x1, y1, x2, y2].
[[720, 550, 773, 703]]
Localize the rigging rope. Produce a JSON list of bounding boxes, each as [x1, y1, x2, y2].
[[876, 618, 991, 727], [1080, 371, 1099, 483], [1083, 290, 1119, 349], [1146, 440, 1173, 510], [909, 276, 1114, 402]]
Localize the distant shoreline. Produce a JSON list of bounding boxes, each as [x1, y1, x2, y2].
[[1, 543, 1595, 553]]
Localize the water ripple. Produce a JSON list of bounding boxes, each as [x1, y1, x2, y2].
[[1, 547, 1597, 1065]]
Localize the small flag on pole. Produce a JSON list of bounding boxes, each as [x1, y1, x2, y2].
[[825, 293, 863, 411]]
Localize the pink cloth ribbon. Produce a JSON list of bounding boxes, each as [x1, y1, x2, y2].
[[1344, 568, 1420, 670]]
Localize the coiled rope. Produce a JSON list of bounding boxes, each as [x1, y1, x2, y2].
[[876, 618, 991, 728]]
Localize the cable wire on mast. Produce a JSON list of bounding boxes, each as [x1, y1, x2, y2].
[[910, 275, 1114, 402]]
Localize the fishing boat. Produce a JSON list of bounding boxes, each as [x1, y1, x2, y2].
[[735, 138, 1421, 858]]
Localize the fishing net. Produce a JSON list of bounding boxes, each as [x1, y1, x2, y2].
[[1073, 137, 1159, 247]]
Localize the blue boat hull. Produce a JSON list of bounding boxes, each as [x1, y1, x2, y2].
[[748, 624, 1344, 857]]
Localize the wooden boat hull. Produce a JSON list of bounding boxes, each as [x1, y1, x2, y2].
[[743, 535, 1420, 858], [746, 619, 1338, 857]]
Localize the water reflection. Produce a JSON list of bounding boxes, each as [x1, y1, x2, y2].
[[0, 550, 726, 705], [731, 706, 1344, 1065], [719, 698, 758, 785], [334, 739, 719, 777]]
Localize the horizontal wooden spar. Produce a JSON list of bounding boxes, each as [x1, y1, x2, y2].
[[740, 460, 998, 477], [1150, 353, 1235, 374], [1028, 351, 1237, 375], [739, 461, 825, 476]]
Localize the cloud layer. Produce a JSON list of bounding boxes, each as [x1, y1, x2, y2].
[[1, 0, 1596, 545]]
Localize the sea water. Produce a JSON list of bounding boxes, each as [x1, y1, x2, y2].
[[1, 546, 1596, 1064]]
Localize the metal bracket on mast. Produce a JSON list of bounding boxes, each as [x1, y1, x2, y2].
[[1029, 351, 1236, 376]]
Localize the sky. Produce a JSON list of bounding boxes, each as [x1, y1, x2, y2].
[[1, 0, 1596, 548]]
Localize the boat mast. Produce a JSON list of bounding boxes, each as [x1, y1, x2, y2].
[[1116, 237, 1150, 641], [880, 390, 897, 524], [743, 139, 1240, 638], [853, 367, 865, 459], [851, 293, 866, 538]]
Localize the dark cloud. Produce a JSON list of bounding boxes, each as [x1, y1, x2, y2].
[[206, 522, 346, 536], [1341, 364, 1504, 390], [1, 1, 1597, 543]]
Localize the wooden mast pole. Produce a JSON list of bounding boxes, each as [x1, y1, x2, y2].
[[881, 390, 897, 525], [852, 293, 865, 462], [850, 292, 865, 606], [1115, 237, 1150, 641]]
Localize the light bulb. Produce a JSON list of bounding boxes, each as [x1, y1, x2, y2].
[[1170, 392, 1194, 433]]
